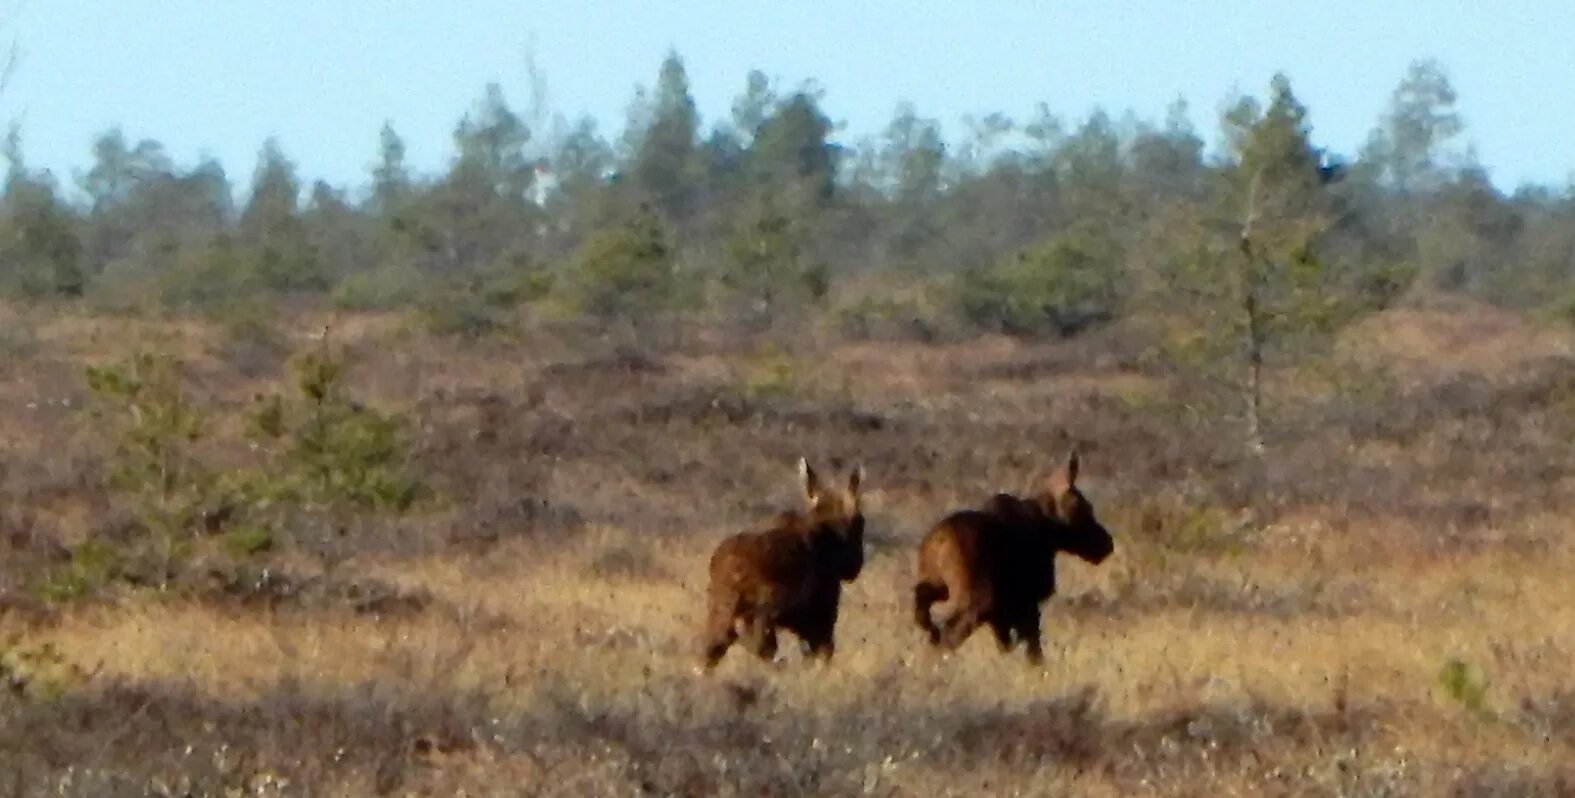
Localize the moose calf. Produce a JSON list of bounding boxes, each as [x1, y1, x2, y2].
[[701, 459, 866, 669], [913, 450, 1113, 663]]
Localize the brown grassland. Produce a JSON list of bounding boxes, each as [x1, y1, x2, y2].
[[1, 298, 1574, 796]]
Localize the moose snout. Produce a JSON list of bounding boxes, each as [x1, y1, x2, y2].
[[1080, 525, 1115, 564]]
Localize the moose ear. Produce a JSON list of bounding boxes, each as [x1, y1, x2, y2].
[[1047, 448, 1079, 495], [799, 457, 822, 503], [847, 464, 864, 496]]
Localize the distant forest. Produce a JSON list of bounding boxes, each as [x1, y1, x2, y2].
[[2, 53, 1570, 343]]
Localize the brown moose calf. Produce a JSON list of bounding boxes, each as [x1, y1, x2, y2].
[[913, 451, 1113, 664], [701, 459, 865, 669]]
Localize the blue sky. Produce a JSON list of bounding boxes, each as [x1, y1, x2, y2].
[[5, 1, 1573, 197]]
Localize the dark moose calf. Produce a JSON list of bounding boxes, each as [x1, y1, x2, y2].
[[913, 451, 1113, 663], [701, 459, 865, 669]]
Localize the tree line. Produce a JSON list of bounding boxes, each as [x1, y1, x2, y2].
[[2, 54, 1570, 346]]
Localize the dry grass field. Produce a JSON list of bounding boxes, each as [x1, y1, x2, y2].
[[2, 299, 1574, 796]]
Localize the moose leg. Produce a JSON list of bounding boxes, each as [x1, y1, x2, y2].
[[912, 582, 947, 646], [939, 586, 990, 651], [793, 586, 841, 663], [988, 613, 1016, 653], [1013, 605, 1045, 665], [742, 613, 778, 662], [793, 617, 836, 664], [701, 594, 741, 669], [941, 606, 985, 650]]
